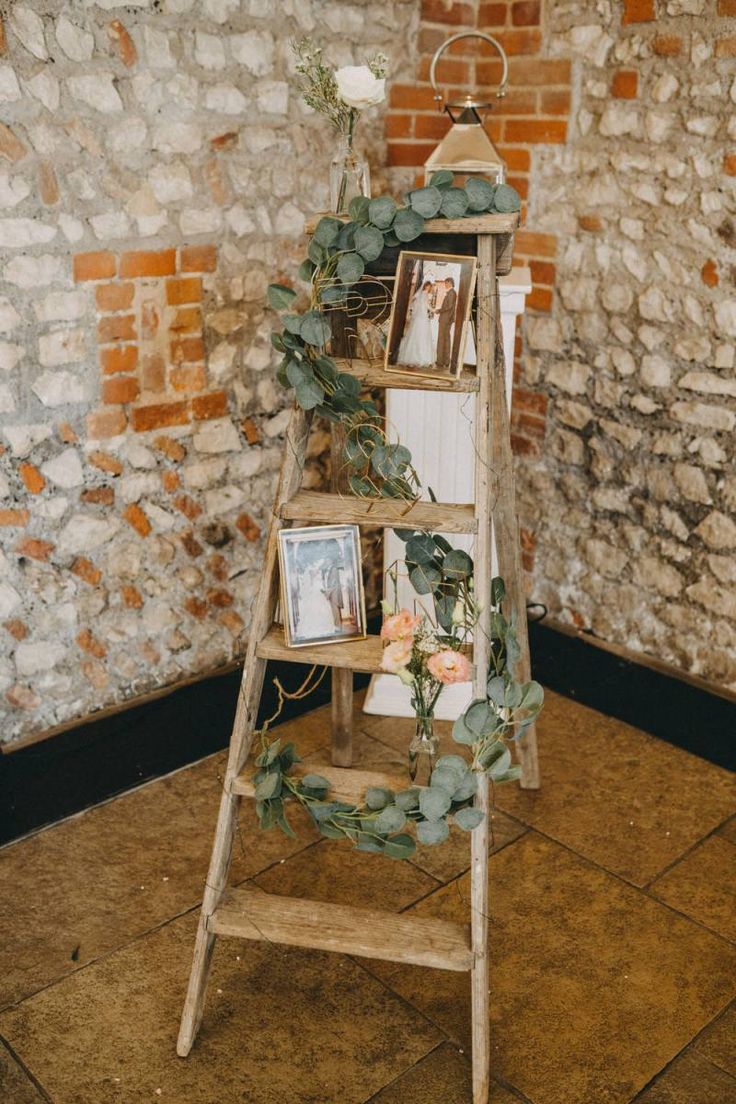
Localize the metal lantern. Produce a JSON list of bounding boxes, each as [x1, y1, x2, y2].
[[424, 31, 509, 186]]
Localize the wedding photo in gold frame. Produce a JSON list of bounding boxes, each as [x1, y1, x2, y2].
[[384, 250, 477, 379], [277, 524, 367, 648]]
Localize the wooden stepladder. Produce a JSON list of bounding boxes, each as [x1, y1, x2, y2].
[[177, 213, 540, 1104]]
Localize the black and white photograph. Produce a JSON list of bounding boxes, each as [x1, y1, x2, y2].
[[384, 251, 477, 378], [278, 524, 366, 648]]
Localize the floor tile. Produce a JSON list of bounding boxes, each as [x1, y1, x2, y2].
[[634, 1050, 736, 1103], [650, 834, 736, 942], [717, 816, 736, 845], [0, 715, 324, 1009], [365, 832, 736, 1104], [409, 811, 527, 884], [693, 1003, 736, 1077], [0, 911, 442, 1104], [0, 1041, 46, 1103], [483, 689, 736, 886], [364, 1041, 519, 1104]]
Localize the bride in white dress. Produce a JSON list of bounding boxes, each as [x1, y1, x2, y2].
[[296, 561, 335, 637], [398, 281, 435, 368]]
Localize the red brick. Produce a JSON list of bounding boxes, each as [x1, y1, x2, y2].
[[718, 0, 736, 12], [98, 314, 136, 344], [141, 300, 160, 341], [504, 119, 567, 144], [0, 509, 29, 527], [171, 335, 206, 364], [120, 249, 176, 278], [701, 260, 719, 288], [122, 585, 143, 609], [0, 122, 26, 162], [131, 401, 190, 432], [140, 641, 160, 664], [179, 246, 217, 273], [4, 619, 28, 641], [89, 450, 123, 475], [207, 588, 233, 608], [154, 435, 186, 462], [174, 494, 202, 520], [161, 470, 180, 492], [38, 160, 59, 205], [101, 345, 137, 375], [166, 277, 202, 305], [77, 627, 107, 658], [715, 36, 736, 57], [59, 422, 78, 443], [193, 391, 228, 420], [513, 387, 549, 416], [124, 502, 151, 537], [417, 56, 471, 85], [385, 114, 414, 139], [507, 175, 529, 200], [81, 658, 108, 689], [208, 553, 228, 580], [724, 153, 736, 176], [6, 685, 40, 710], [241, 417, 261, 445], [181, 530, 203, 558], [529, 259, 556, 285], [477, 3, 507, 25], [622, 0, 655, 23], [71, 556, 102, 586], [498, 146, 531, 171], [611, 70, 638, 99], [578, 214, 603, 232], [170, 306, 202, 334], [18, 462, 45, 494], [421, 0, 474, 25], [220, 610, 245, 637], [0, 17, 5, 55], [512, 0, 541, 25], [236, 513, 261, 542], [505, 58, 571, 86], [74, 251, 116, 282], [15, 537, 54, 562], [489, 28, 542, 55], [527, 286, 553, 312], [510, 433, 539, 457], [80, 486, 115, 505], [387, 141, 439, 167], [96, 282, 135, 312], [539, 89, 572, 114], [108, 19, 137, 66], [515, 230, 557, 257], [204, 157, 229, 205], [141, 354, 165, 393], [210, 131, 238, 151], [653, 35, 683, 57], [389, 84, 439, 111], [170, 364, 207, 393], [102, 375, 140, 405], [87, 408, 127, 438], [184, 596, 208, 620]]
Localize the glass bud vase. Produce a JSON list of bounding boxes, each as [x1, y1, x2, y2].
[[409, 714, 439, 787], [330, 136, 371, 215]]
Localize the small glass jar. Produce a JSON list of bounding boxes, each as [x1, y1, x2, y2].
[[330, 136, 371, 215], [408, 714, 439, 787]]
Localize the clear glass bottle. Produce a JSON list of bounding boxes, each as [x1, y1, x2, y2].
[[330, 135, 371, 215], [408, 714, 439, 787]]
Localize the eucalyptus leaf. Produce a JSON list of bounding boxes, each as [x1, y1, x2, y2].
[[405, 533, 438, 565], [308, 239, 325, 265], [452, 771, 478, 801], [383, 230, 400, 248], [435, 754, 470, 781], [319, 284, 348, 304], [493, 767, 523, 784], [419, 785, 452, 821], [416, 818, 450, 845], [434, 593, 455, 633], [349, 195, 371, 224], [365, 786, 394, 810], [271, 332, 286, 352], [408, 186, 443, 218], [491, 576, 506, 605], [336, 223, 356, 252], [409, 562, 441, 595], [429, 169, 454, 189], [254, 772, 281, 801], [375, 805, 407, 834], [486, 675, 507, 707], [487, 747, 512, 780], [394, 788, 420, 812], [442, 549, 474, 579], [383, 833, 416, 859], [301, 773, 330, 791], [298, 258, 316, 282], [393, 207, 425, 242], [283, 312, 304, 335], [286, 360, 309, 388], [492, 184, 521, 213], [440, 188, 470, 219], [336, 251, 365, 285], [452, 714, 477, 746], [454, 806, 484, 831], [256, 738, 281, 766], [465, 698, 495, 735], [267, 283, 297, 311], [313, 216, 342, 247], [368, 195, 397, 229], [349, 474, 373, 497], [299, 311, 332, 347], [295, 377, 325, 410], [464, 177, 496, 212], [355, 835, 385, 853], [354, 224, 385, 262], [319, 821, 346, 839]]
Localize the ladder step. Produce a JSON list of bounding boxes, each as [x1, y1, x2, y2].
[[334, 357, 480, 393], [232, 762, 408, 804], [281, 490, 477, 534], [209, 887, 474, 972], [257, 626, 383, 672], [306, 211, 519, 236]]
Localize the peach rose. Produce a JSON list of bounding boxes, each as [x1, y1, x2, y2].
[[380, 639, 413, 673], [380, 608, 421, 642], [427, 649, 471, 684]]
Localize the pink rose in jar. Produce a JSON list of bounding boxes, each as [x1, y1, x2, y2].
[[380, 608, 421, 642], [380, 638, 413, 673], [427, 649, 471, 684]]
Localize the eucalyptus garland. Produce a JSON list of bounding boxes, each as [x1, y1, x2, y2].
[[253, 578, 543, 859]]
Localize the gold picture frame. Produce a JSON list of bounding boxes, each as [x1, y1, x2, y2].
[[384, 250, 478, 380], [277, 524, 367, 648]]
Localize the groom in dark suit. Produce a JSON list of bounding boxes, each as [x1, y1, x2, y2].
[[322, 558, 343, 629], [435, 277, 457, 371]]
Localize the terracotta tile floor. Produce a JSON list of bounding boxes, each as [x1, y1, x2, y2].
[[1, 689, 734, 1104]]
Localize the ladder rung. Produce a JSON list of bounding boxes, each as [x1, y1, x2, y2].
[[257, 626, 384, 672], [280, 490, 477, 534], [333, 357, 480, 393], [232, 762, 409, 803], [209, 887, 474, 972], [305, 211, 519, 236]]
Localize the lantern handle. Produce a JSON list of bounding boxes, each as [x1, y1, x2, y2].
[[429, 31, 509, 107]]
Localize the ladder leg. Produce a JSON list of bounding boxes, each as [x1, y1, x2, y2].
[[470, 773, 491, 1103], [331, 668, 353, 767]]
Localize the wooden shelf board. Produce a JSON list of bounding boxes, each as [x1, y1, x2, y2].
[[209, 887, 474, 972], [280, 490, 477, 534], [305, 212, 519, 236], [257, 626, 384, 673], [232, 762, 410, 804], [333, 357, 480, 393]]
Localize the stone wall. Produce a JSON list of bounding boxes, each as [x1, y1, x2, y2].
[[0, 0, 417, 745], [518, 0, 736, 691]]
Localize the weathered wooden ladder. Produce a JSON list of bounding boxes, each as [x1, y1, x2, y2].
[[177, 212, 540, 1104]]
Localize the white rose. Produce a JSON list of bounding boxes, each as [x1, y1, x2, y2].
[[335, 65, 386, 110]]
